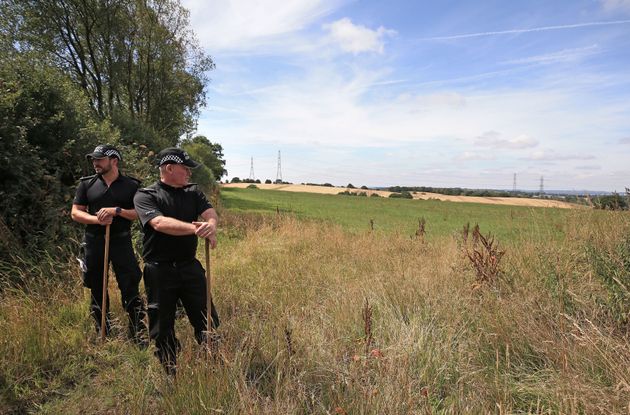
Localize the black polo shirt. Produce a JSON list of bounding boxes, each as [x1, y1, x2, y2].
[[73, 174, 140, 236], [133, 181, 213, 262]]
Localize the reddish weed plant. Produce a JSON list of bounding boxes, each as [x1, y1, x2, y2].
[[462, 223, 506, 286]]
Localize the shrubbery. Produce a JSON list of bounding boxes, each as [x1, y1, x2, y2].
[[339, 191, 367, 197], [0, 60, 114, 261], [389, 191, 413, 199], [594, 193, 628, 210]]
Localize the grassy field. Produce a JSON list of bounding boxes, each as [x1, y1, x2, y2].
[[1, 190, 630, 414], [221, 187, 572, 242]]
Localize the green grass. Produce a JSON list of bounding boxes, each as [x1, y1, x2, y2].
[[221, 187, 572, 242], [2, 189, 629, 413]]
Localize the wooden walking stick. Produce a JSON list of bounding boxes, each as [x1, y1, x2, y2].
[[205, 238, 214, 352], [100, 224, 111, 342]]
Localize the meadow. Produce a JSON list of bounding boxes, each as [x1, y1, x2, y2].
[[1, 189, 629, 414], [220, 187, 570, 242]]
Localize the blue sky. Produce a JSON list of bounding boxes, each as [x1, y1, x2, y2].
[[183, 0, 630, 191]]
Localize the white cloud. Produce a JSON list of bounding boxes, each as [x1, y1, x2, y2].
[[474, 131, 539, 149], [397, 92, 467, 111], [601, 0, 630, 12], [502, 45, 599, 66], [201, 69, 628, 154], [523, 151, 596, 161], [619, 136, 630, 144], [182, 0, 347, 52], [455, 152, 496, 161], [322, 18, 396, 54], [420, 20, 630, 41], [575, 165, 602, 170]]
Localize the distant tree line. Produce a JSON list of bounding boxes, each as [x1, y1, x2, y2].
[[231, 178, 261, 184], [387, 186, 530, 198], [231, 178, 293, 185], [305, 183, 335, 187]]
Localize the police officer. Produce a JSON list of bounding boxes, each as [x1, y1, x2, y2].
[[71, 144, 147, 345], [133, 147, 219, 375]]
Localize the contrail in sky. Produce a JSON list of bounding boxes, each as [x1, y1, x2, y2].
[[422, 20, 630, 41]]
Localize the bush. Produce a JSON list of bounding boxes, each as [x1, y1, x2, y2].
[[594, 194, 628, 210], [0, 59, 115, 262], [389, 191, 413, 199], [338, 191, 368, 197], [231, 177, 241, 183], [247, 184, 258, 189], [265, 179, 272, 184]]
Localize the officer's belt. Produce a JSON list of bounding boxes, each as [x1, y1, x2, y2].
[[85, 230, 131, 239], [146, 258, 196, 268]]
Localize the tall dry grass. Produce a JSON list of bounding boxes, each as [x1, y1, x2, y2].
[[1, 209, 629, 413]]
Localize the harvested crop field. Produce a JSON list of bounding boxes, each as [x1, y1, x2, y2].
[[222, 183, 577, 209]]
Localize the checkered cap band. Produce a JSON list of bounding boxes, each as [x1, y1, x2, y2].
[[89, 145, 121, 160], [104, 149, 121, 159], [159, 154, 184, 165]]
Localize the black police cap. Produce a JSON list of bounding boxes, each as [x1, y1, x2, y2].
[[156, 147, 200, 168], [86, 144, 122, 161]]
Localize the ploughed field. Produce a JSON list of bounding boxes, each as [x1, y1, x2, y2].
[[1, 188, 629, 414]]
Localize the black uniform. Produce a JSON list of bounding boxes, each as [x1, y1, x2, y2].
[[134, 180, 219, 371], [73, 174, 146, 340]]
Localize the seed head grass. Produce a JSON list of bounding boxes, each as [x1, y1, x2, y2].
[[1, 208, 629, 413]]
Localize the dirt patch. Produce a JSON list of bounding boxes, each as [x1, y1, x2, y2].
[[222, 183, 578, 209]]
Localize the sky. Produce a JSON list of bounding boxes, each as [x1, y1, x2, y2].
[[182, 0, 630, 192]]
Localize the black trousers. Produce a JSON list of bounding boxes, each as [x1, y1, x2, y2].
[[144, 259, 219, 370], [84, 232, 146, 338]]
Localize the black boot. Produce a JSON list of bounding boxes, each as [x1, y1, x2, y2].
[[126, 297, 149, 348]]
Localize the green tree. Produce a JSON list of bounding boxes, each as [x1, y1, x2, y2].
[[180, 135, 227, 180], [3, 0, 213, 149], [0, 57, 116, 258]]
